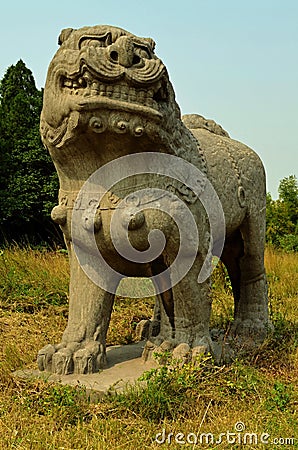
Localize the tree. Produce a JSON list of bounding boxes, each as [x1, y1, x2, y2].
[[278, 175, 298, 225], [0, 60, 59, 244], [266, 176, 298, 251]]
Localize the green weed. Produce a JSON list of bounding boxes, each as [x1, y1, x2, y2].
[[266, 381, 293, 412], [109, 354, 215, 422], [21, 381, 91, 426]]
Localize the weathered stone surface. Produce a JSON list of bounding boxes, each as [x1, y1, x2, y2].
[[182, 114, 230, 137], [18, 341, 157, 397], [38, 25, 271, 374], [172, 343, 191, 366]]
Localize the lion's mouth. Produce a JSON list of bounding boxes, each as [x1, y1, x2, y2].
[[60, 69, 168, 119]]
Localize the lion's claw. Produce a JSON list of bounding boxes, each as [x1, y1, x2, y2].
[[37, 341, 106, 375]]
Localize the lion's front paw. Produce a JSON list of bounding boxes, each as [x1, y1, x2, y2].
[[142, 337, 212, 365], [37, 341, 106, 375], [73, 342, 106, 374], [37, 344, 57, 372]]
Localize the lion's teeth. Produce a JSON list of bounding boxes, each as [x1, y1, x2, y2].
[[120, 85, 128, 97], [64, 79, 73, 88], [78, 77, 86, 86], [99, 84, 106, 95], [106, 85, 113, 97], [91, 81, 99, 95], [137, 90, 146, 103], [114, 85, 120, 98], [83, 72, 93, 86], [130, 88, 137, 102], [64, 73, 160, 110]]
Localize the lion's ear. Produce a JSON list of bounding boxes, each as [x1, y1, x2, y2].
[[58, 28, 74, 45]]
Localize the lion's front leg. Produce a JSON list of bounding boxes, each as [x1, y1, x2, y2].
[[174, 258, 214, 351], [38, 244, 116, 375]]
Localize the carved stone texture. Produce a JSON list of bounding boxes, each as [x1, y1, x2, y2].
[[38, 25, 271, 374]]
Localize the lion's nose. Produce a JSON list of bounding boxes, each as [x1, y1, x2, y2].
[[108, 36, 139, 68]]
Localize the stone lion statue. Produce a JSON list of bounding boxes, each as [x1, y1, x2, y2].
[[38, 25, 271, 374]]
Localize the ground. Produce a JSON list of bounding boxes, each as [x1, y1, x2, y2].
[[0, 247, 297, 449]]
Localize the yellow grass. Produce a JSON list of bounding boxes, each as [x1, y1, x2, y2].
[[0, 246, 297, 448]]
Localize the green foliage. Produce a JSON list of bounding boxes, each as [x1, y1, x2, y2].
[[278, 233, 298, 252], [0, 60, 59, 244], [111, 354, 215, 422], [278, 175, 298, 221], [265, 381, 293, 412], [19, 382, 91, 426], [109, 352, 296, 424], [266, 175, 298, 251]]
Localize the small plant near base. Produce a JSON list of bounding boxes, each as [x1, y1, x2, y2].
[[109, 353, 219, 422], [15, 380, 91, 426]]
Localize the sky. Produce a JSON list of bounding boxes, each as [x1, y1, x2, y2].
[[1, 0, 297, 198]]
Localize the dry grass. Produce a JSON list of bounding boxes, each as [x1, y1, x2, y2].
[[0, 246, 297, 449], [0, 246, 69, 312], [265, 246, 298, 321]]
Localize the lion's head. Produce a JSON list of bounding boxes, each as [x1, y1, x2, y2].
[[40, 25, 193, 154]]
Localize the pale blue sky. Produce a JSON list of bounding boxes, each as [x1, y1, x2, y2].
[[1, 0, 297, 198]]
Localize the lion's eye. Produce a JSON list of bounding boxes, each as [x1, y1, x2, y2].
[[79, 33, 112, 49], [80, 39, 105, 48]]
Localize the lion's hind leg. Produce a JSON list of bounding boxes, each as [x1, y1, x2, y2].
[[231, 208, 272, 344]]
